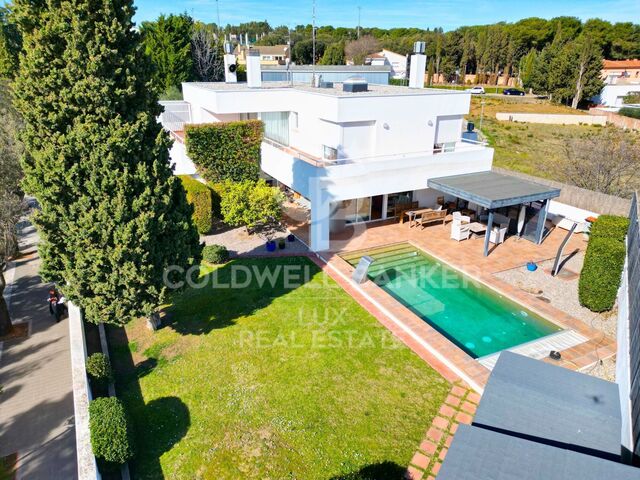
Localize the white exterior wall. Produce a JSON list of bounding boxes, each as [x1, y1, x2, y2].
[[595, 83, 640, 107], [173, 82, 490, 250], [169, 140, 197, 175]]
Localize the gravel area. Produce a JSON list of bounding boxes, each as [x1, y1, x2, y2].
[[201, 222, 309, 257], [494, 250, 617, 381]]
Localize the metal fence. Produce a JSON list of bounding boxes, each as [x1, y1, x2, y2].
[[626, 192, 640, 459]]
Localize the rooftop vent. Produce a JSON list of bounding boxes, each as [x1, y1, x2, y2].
[[343, 76, 368, 93]]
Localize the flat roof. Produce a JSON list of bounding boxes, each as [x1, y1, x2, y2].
[[473, 352, 622, 460], [186, 81, 469, 98], [437, 425, 638, 480], [428, 171, 560, 209]]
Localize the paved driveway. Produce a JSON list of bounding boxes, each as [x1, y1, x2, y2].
[[0, 220, 77, 479]]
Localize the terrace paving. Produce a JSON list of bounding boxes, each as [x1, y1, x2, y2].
[[287, 215, 616, 392]]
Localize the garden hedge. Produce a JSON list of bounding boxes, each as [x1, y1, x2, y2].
[[619, 107, 640, 120], [578, 215, 629, 312], [202, 244, 230, 264], [86, 353, 113, 389], [185, 120, 263, 183], [89, 397, 135, 464], [178, 175, 213, 234]]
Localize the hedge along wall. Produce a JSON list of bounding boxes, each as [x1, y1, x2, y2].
[[579, 215, 630, 312], [185, 120, 264, 183], [178, 175, 213, 234]]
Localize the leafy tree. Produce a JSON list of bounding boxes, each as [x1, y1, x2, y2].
[[140, 13, 194, 93], [0, 6, 21, 78], [345, 35, 380, 65], [567, 35, 603, 108], [519, 49, 537, 89], [319, 41, 345, 65], [292, 39, 325, 65], [0, 80, 24, 336], [220, 180, 285, 235], [12, 0, 201, 325]]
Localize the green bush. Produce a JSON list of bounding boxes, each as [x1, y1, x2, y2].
[[86, 353, 113, 389], [619, 107, 640, 119], [179, 175, 213, 234], [578, 215, 629, 312], [185, 120, 263, 183], [220, 179, 285, 231], [89, 397, 135, 464], [202, 244, 229, 264]]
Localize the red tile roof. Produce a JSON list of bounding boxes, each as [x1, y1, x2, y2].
[[603, 59, 640, 69]]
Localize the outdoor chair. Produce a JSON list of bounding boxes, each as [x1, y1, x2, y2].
[[451, 213, 471, 241], [489, 223, 509, 245]]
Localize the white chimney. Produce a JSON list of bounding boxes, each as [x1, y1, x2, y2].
[[223, 42, 237, 83], [246, 49, 262, 88], [409, 41, 427, 89]]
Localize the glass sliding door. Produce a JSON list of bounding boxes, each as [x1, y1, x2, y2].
[[331, 197, 372, 224]]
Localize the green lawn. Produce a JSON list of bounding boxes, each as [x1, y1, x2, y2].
[[467, 97, 604, 178], [108, 257, 449, 480]]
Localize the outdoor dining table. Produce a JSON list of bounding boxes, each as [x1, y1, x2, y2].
[[404, 208, 435, 228]]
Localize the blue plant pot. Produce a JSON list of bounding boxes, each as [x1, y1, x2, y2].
[[266, 241, 276, 252], [526, 262, 537, 272], [287, 234, 295, 242]]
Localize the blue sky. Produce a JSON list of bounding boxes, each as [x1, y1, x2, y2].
[[133, 0, 640, 30]]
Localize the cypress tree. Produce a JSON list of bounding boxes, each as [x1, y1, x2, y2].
[[13, 0, 201, 325]]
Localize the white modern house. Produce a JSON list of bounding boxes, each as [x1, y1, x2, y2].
[[366, 49, 408, 79], [160, 47, 500, 252]]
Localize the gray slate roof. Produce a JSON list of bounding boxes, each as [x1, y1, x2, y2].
[[437, 425, 640, 480], [428, 171, 560, 208], [473, 351, 622, 460]]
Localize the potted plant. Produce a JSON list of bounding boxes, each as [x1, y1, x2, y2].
[[255, 215, 285, 253], [278, 238, 286, 249]]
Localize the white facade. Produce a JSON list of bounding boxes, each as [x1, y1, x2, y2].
[[369, 49, 408, 79], [594, 81, 640, 107], [161, 81, 494, 251]]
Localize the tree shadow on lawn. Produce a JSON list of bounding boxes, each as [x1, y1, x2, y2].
[[107, 325, 190, 480], [163, 256, 319, 336], [329, 461, 408, 480]]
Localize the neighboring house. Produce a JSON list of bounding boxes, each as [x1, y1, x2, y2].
[[160, 53, 495, 251], [234, 45, 289, 66], [261, 64, 391, 85], [595, 59, 640, 107], [366, 49, 407, 79]]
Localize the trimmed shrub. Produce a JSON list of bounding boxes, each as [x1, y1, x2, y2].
[[589, 215, 629, 241], [202, 244, 229, 264], [89, 397, 135, 464], [220, 179, 285, 231], [86, 353, 113, 389], [619, 107, 640, 120], [185, 120, 263, 183], [578, 215, 629, 312], [179, 175, 213, 234]]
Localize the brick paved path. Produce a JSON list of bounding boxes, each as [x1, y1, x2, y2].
[[0, 220, 77, 479]]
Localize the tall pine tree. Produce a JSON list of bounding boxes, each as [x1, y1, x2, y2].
[[13, 0, 201, 325]]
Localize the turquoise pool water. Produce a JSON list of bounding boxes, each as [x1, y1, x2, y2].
[[342, 243, 562, 358]]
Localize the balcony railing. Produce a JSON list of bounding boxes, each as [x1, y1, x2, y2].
[[263, 137, 488, 167]]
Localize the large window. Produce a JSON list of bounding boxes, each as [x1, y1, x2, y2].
[[261, 112, 289, 146], [332, 198, 371, 224]]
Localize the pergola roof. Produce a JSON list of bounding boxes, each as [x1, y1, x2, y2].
[[428, 171, 560, 209]]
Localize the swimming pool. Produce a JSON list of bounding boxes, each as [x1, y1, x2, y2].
[[341, 243, 562, 358]]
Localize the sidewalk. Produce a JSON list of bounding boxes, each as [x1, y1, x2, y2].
[[0, 220, 77, 479]]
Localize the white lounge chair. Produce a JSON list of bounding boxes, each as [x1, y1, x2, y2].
[[451, 212, 471, 241], [489, 223, 509, 245]]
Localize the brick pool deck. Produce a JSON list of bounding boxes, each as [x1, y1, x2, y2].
[[295, 218, 616, 392]]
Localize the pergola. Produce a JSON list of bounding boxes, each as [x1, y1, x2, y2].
[[428, 171, 561, 256]]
